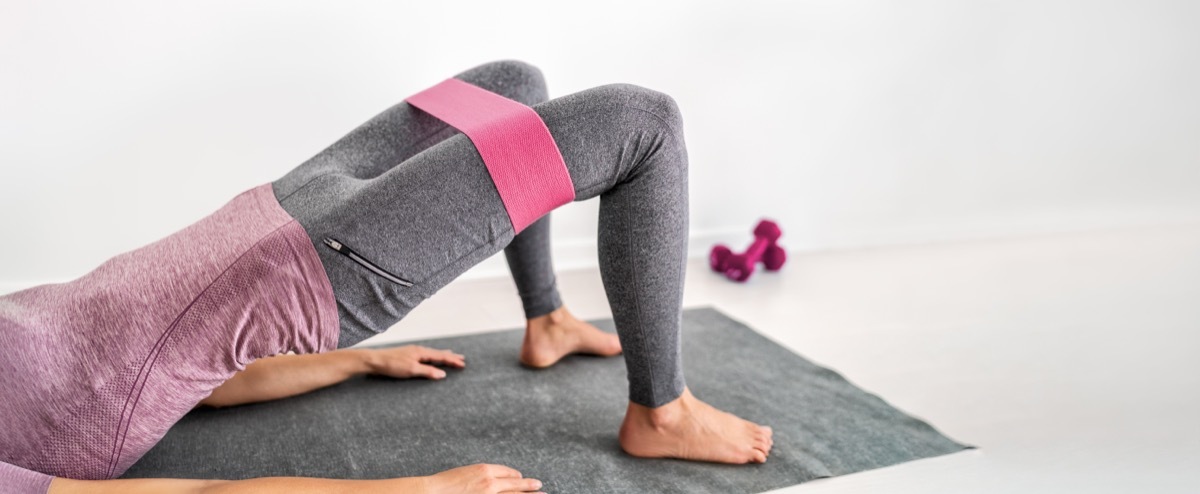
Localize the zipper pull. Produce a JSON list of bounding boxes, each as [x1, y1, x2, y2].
[[321, 236, 414, 287]]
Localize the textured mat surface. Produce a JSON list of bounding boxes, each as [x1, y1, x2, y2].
[[123, 306, 971, 492]]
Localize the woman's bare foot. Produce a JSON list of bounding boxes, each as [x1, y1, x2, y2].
[[519, 305, 622, 368], [619, 387, 774, 464]]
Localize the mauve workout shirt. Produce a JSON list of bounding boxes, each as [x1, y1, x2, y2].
[[0, 183, 341, 491]]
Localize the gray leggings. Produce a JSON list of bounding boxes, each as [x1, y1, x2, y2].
[[271, 60, 688, 408]]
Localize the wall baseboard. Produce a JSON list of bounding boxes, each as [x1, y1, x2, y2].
[[454, 212, 1200, 280], [4, 216, 1197, 296]]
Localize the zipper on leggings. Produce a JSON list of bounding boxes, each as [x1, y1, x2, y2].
[[322, 237, 414, 287]]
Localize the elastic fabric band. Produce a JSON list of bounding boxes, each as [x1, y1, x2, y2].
[[404, 78, 576, 234]]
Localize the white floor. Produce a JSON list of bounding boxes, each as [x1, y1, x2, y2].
[[360, 224, 1200, 493]]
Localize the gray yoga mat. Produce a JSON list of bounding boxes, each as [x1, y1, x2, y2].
[[123, 306, 971, 492]]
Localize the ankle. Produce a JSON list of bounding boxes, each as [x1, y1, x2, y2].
[[627, 388, 691, 429], [527, 305, 569, 329]]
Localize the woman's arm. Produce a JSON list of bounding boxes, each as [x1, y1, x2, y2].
[[49, 475, 424, 494], [49, 463, 544, 494], [198, 345, 466, 408]]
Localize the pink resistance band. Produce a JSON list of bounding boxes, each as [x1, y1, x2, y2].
[[404, 78, 576, 234]]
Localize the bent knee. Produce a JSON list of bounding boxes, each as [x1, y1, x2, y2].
[[454, 59, 549, 106], [593, 83, 684, 136]]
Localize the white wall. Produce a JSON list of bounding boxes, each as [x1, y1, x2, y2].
[[2, 0, 1198, 292]]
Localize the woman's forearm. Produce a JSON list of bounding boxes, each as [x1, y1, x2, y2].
[[49, 475, 425, 494], [201, 476, 425, 493], [199, 350, 372, 408], [48, 463, 540, 494], [198, 345, 463, 408]]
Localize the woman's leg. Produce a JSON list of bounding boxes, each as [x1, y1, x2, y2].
[[276, 82, 772, 463], [274, 60, 597, 354], [505, 215, 623, 368], [502, 215, 561, 319]]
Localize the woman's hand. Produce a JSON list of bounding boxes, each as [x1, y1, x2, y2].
[[424, 464, 545, 494], [364, 345, 466, 380], [199, 345, 466, 408]]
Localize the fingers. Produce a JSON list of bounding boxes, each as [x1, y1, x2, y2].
[[493, 477, 543, 492], [373, 346, 465, 379], [417, 346, 466, 368], [472, 464, 543, 493], [372, 345, 465, 381], [410, 363, 449, 380]]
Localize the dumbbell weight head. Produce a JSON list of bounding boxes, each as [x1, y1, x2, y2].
[[723, 253, 757, 282], [762, 244, 787, 271], [753, 220, 782, 243], [709, 244, 733, 272]]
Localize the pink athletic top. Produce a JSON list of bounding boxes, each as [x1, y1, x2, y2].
[[0, 78, 573, 492], [0, 183, 340, 489]]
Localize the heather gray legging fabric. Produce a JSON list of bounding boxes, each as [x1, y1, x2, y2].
[[271, 60, 688, 408]]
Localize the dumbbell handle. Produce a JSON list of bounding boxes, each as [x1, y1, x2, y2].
[[741, 235, 770, 261]]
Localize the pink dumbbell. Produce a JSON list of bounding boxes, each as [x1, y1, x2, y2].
[[710, 219, 787, 282]]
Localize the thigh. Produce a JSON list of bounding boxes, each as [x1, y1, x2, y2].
[[281, 82, 680, 347], [273, 61, 550, 203], [280, 132, 513, 346], [271, 102, 459, 204]]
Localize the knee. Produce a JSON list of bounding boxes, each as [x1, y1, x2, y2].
[[586, 83, 688, 181], [593, 83, 684, 138], [454, 59, 549, 106]]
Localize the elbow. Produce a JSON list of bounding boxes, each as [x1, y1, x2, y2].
[[197, 392, 237, 409]]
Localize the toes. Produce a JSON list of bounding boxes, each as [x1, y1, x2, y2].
[[750, 448, 767, 463], [604, 334, 623, 355], [748, 424, 773, 456], [755, 425, 774, 446], [753, 435, 770, 452]]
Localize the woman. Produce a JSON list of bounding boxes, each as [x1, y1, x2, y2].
[[0, 60, 773, 493]]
